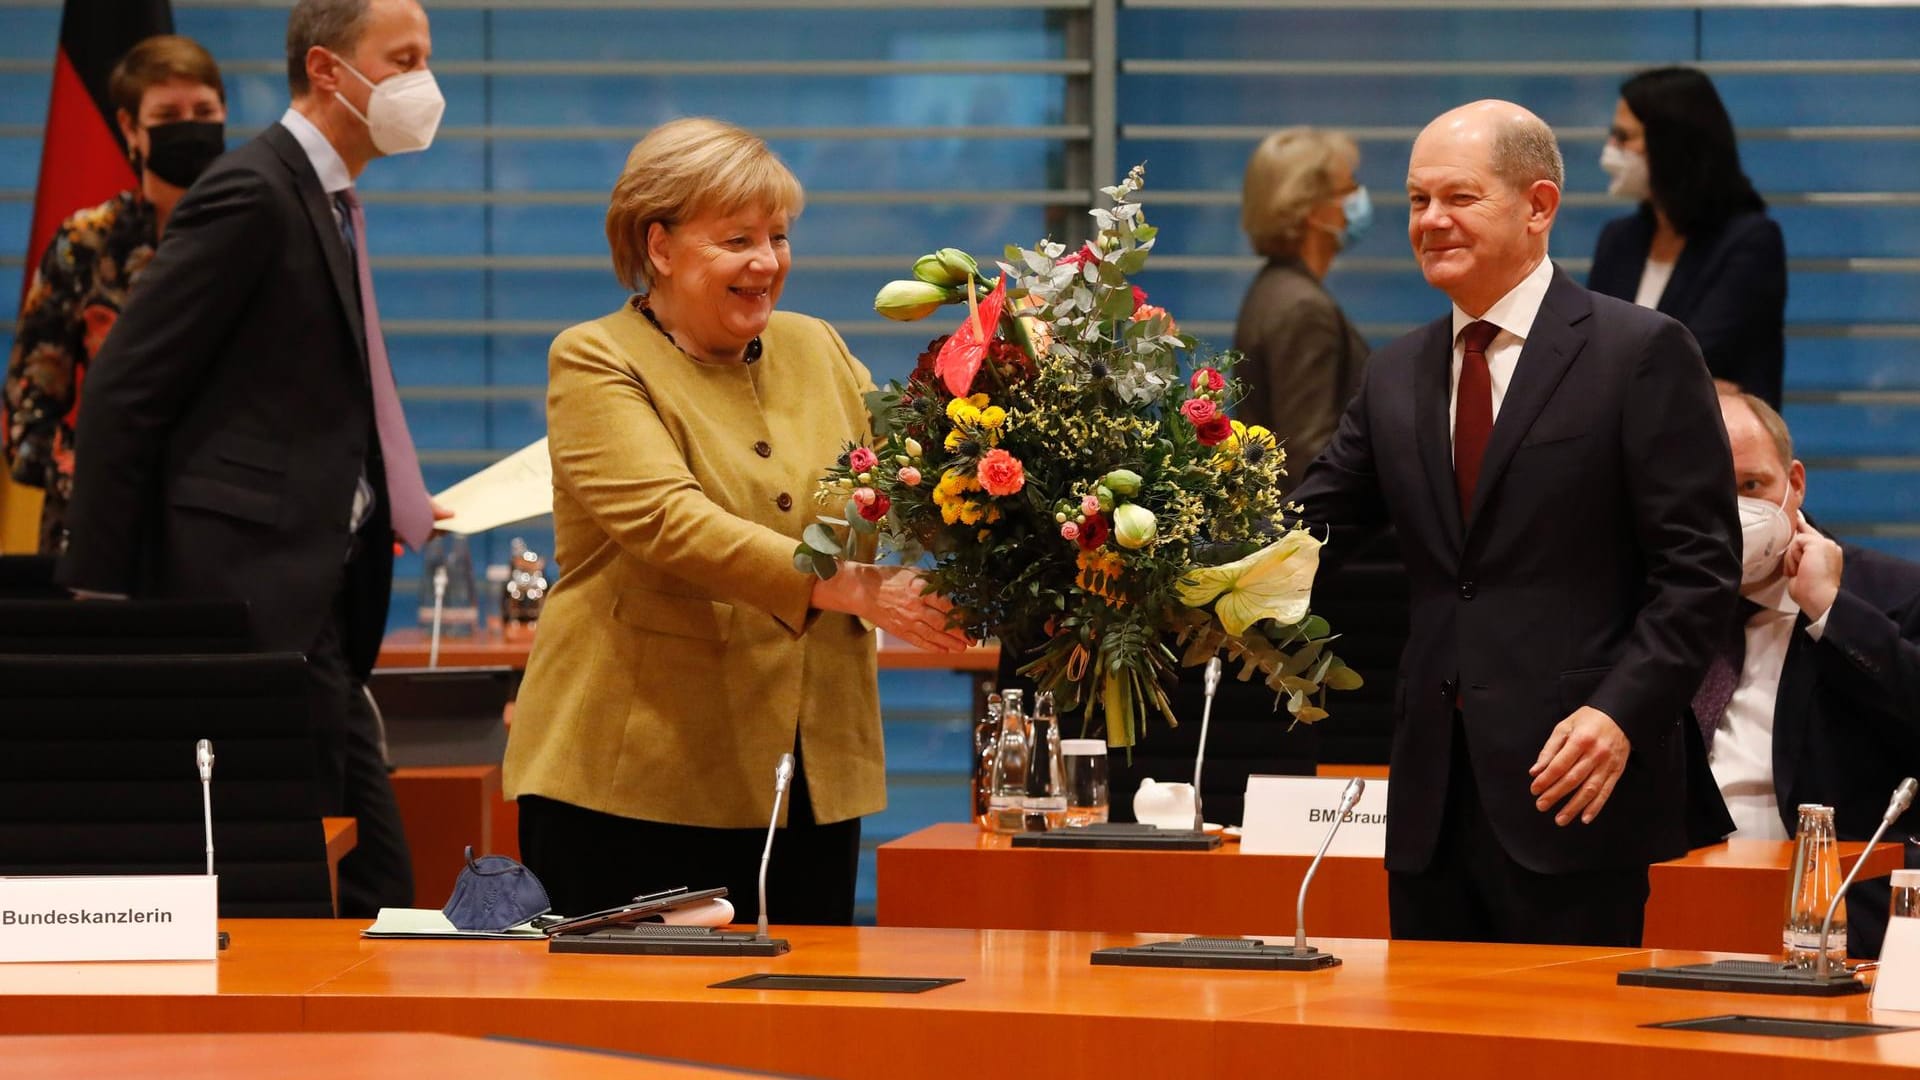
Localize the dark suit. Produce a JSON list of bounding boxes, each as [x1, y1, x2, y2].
[[1703, 543, 1920, 957], [1588, 208, 1787, 408], [1232, 256, 1370, 480], [1292, 266, 1740, 945], [57, 122, 412, 914]]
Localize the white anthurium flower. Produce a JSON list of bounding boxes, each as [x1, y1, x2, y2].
[[1176, 530, 1323, 636]]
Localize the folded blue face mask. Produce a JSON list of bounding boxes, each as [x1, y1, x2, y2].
[[442, 846, 552, 930]]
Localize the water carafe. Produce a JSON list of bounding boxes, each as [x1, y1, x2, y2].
[[1783, 803, 1846, 967], [1022, 691, 1067, 830], [986, 689, 1030, 834]]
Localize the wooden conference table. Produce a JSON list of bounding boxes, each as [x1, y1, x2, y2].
[[1, 920, 1916, 1079], [0, 1032, 774, 1079], [877, 823, 1904, 955]]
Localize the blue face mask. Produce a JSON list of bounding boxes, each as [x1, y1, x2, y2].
[[1336, 186, 1373, 249]]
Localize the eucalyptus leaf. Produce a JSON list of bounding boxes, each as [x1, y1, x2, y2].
[[803, 523, 842, 555], [792, 549, 817, 574], [810, 553, 839, 579], [1325, 664, 1365, 691]]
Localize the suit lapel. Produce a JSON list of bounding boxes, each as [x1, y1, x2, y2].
[[263, 123, 366, 367], [1772, 615, 1816, 825], [1412, 315, 1464, 554], [1464, 268, 1589, 528]]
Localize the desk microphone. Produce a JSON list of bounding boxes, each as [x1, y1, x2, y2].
[[1192, 656, 1222, 833], [757, 752, 795, 943], [196, 740, 215, 877], [1815, 776, 1917, 981], [1296, 776, 1364, 954]]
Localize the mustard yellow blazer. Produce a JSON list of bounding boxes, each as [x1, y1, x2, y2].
[[502, 304, 882, 828]]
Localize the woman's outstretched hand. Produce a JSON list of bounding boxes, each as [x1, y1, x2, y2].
[[812, 564, 972, 653]]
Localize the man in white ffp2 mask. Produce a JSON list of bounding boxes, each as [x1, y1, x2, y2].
[[57, 0, 450, 918], [1684, 390, 1920, 959]]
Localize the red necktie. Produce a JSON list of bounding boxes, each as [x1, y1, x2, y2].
[[1453, 320, 1501, 519], [337, 187, 435, 550]]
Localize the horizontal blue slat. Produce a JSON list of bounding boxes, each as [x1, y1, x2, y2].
[[488, 203, 1060, 259], [1804, 469, 1920, 526], [1701, 9, 1920, 62], [493, 137, 1060, 196], [489, 75, 1065, 130], [492, 10, 1060, 62], [1783, 404, 1920, 459], [1785, 340, 1920, 393], [1121, 9, 1695, 63]]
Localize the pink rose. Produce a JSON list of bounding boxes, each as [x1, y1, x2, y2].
[[1081, 493, 1102, 517], [1190, 367, 1225, 393], [852, 487, 877, 507], [858, 492, 891, 523], [1180, 398, 1220, 427], [898, 466, 922, 487], [1195, 414, 1233, 447], [1060, 521, 1080, 541], [848, 447, 877, 473], [976, 448, 1026, 497]]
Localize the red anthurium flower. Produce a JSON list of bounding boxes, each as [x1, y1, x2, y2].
[[934, 277, 1007, 398]]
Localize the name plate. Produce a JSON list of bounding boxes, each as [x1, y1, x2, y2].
[[0, 875, 217, 962], [1240, 776, 1389, 857]]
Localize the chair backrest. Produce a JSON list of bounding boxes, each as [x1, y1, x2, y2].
[[0, 598, 254, 655], [0, 652, 334, 917], [366, 666, 515, 767], [0, 555, 59, 598]]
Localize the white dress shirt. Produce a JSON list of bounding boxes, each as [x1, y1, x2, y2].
[[1633, 257, 1675, 310], [1710, 576, 1833, 841], [280, 108, 375, 534], [1447, 254, 1555, 457]]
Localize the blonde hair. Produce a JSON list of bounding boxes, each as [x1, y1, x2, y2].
[[1240, 127, 1359, 258], [605, 117, 805, 292]]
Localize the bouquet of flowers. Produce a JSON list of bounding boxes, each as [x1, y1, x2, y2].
[[796, 167, 1359, 747]]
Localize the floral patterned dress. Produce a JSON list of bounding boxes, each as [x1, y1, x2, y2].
[[4, 191, 158, 554]]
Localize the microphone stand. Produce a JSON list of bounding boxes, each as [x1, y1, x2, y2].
[[1616, 776, 1916, 997], [1192, 657, 1222, 834], [197, 739, 229, 951], [549, 753, 794, 958], [1092, 777, 1364, 971]]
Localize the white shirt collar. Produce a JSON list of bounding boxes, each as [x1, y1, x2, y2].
[[1451, 254, 1555, 345], [1744, 574, 1799, 616], [279, 107, 353, 195]]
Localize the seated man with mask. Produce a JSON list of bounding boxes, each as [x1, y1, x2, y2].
[[1695, 390, 1920, 957]]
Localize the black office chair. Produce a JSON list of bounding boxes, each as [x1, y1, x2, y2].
[[0, 652, 335, 917], [0, 598, 253, 654], [0, 555, 59, 597]]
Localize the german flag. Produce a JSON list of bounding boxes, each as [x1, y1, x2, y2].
[[22, 0, 174, 287], [4, 0, 172, 553]]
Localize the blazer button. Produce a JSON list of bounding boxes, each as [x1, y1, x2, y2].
[[754, 440, 772, 458], [1458, 580, 1476, 600], [776, 493, 794, 512]]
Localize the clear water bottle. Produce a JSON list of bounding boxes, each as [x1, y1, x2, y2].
[[987, 689, 1029, 834], [973, 691, 1002, 830], [1783, 803, 1846, 968], [1023, 691, 1067, 830], [417, 533, 479, 638]]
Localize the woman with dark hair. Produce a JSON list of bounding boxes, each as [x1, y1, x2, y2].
[[4, 34, 227, 554], [1589, 66, 1786, 407]]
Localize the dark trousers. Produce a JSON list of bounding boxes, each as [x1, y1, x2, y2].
[[307, 585, 414, 917], [518, 750, 861, 926], [1389, 718, 1649, 947]]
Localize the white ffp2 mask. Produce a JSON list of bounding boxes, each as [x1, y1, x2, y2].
[[1737, 489, 1793, 586], [333, 54, 444, 155], [1599, 144, 1651, 202]]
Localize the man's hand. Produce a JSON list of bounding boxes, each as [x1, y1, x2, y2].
[[1782, 513, 1842, 622], [1528, 705, 1631, 826]]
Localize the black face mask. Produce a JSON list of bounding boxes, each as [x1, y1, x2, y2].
[[141, 120, 226, 188]]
